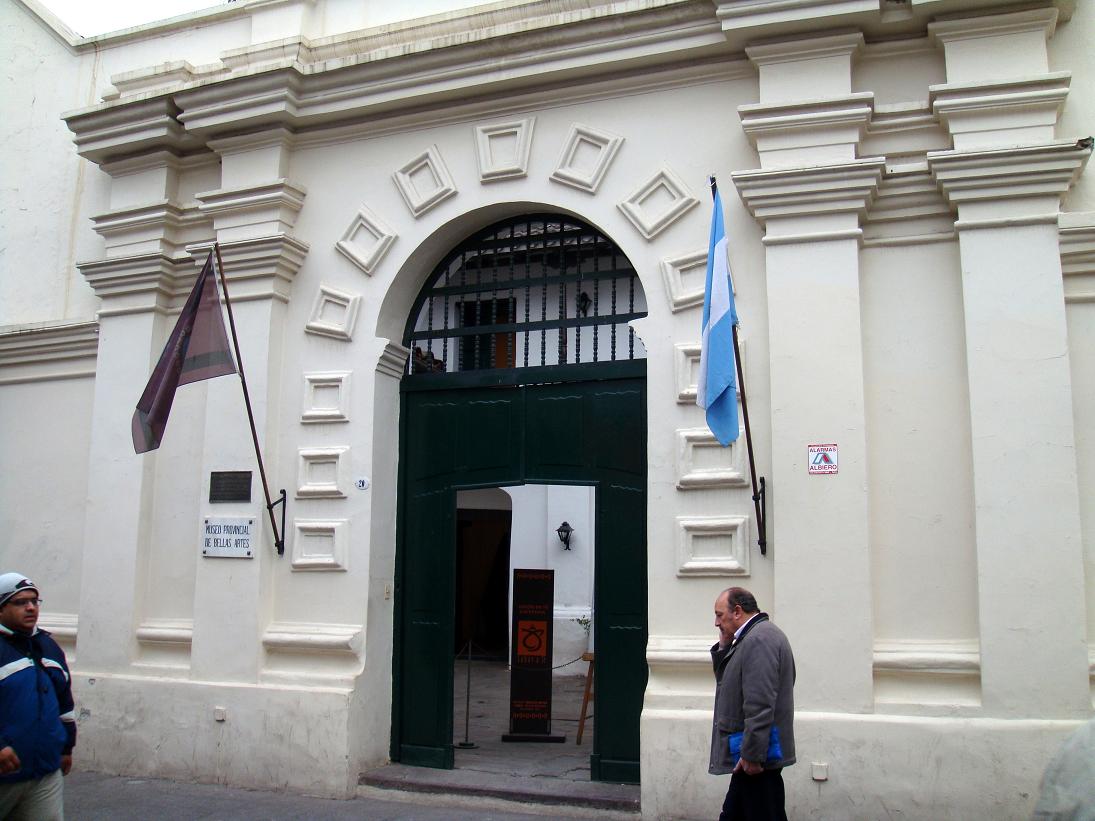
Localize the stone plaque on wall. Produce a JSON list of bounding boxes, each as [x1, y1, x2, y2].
[[202, 517, 255, 559]]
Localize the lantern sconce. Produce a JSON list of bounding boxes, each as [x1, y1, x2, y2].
[[577, 291, 592, 317], [556, 521, 574, 550]]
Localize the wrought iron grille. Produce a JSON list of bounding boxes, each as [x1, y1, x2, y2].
[[405, 214, 647, 377]]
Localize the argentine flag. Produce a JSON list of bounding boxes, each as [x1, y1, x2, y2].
[[696, 184, 740, 446]]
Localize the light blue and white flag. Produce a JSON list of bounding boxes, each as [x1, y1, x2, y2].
[[696, 183, 739, 446]]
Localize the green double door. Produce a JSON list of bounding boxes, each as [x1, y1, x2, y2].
[[392, 369, 647, 783]]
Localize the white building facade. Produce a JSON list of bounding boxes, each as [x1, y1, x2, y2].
[[0, 0, 1092, 817]]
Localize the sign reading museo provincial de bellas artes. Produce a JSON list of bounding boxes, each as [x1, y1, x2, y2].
[[502, 569, 564, 743]]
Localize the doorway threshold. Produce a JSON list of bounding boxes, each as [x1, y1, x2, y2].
[[358, 762, 639, 814], [363, 661, 638, 814]]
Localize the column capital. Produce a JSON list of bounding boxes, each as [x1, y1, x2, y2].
[[929, 72, 1070, 151], [77, 253, 191, 316], [64, 98, 198, 165], [732, 159, 885, 241], [927, 6, 1058, 51], [188, 234, 309, 304], [195, 179, 307, 241], [743, 30, 865, 68], [928, 140, 1090, 224], [739, 92, 874, 169]]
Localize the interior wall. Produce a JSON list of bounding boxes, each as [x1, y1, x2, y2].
[[504, 484, 595, 673]]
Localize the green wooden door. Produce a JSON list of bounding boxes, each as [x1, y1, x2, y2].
[[393, 369, 647, 783]]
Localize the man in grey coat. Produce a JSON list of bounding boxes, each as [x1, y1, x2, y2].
[[710, 587, 796, 821]]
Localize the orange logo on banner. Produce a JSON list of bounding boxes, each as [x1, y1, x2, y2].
[[517, 620, 548, 657]]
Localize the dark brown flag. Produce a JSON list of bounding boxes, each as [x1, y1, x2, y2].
[[131, 252, 237, 453]]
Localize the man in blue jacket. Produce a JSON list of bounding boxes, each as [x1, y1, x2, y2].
[[0, 572, 76, 821]]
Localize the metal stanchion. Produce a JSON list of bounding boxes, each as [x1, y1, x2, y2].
[[456, 639, 478, 749]]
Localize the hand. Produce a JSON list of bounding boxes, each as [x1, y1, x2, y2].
[[60, 754, 72, 776], [0, 746, 21, 774], [733, 757, 764, 776]]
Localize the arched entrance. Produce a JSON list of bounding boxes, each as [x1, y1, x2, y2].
[[391, 214, 648, 783]]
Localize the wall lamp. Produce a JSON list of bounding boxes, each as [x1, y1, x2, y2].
[[556, 521, 574, 550]]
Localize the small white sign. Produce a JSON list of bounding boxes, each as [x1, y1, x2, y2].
[[808, 444, 838, 475], [202, 517, 255, 559]]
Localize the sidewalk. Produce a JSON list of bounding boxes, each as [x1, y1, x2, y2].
[[64, 772, 637, 820]]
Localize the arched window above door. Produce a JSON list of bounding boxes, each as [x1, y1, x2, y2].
[[403, 214, 647, 382]]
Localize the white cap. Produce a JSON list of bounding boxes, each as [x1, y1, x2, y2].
[[0, 572, 38, 608]]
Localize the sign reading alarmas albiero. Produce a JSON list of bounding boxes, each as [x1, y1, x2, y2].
[[808, 444, 838, 475]]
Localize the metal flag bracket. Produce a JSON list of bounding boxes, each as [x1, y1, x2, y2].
[[754, 477, 767, 556], [268, 489, 287, 556]]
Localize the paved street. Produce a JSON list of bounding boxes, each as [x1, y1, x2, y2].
[[64, 772, 627, 820]]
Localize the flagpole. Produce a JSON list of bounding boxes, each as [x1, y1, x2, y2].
[[213, 243, 287, 556], [710, 176, 767, 556]]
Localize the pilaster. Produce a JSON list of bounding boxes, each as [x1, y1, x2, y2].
[[187, 128, 309, 683], [928, 141, 1090, 717], [74, 140, 229, 673], [75, 250, 198, 672], [734, 159, 883, 711]]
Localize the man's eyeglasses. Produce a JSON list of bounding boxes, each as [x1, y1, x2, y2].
[[6, 597, 41, 608]]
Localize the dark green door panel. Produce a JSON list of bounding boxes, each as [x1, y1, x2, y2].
[[591, 385, 645, 478], [394, 374, 646, 784], [398, 485, 456, 769], [524, 388, 587, 473], [590, 482, 647, 784]]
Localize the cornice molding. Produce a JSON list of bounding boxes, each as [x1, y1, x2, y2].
[[738, 92, 874, 166], [376, 342, 410, 380], [715, 0, 875, 40], [91, 200, 190, 251], [196, 179, 308, 249], [63, 98, 199, 165], [862, 163, 954, 244], [929, 72, 1071, 149], [1060, 211, 1095, 303], [206, 128, 298, 156], [714, 0, 1071, 49], [928, 140, 1090, 205], [0, 321, 99, 376], [744, 29, 864, 65], [732, 158, 885, 223], [1059, 212, 1095, 275], [187, 234, 309, 304], [927, 6, 1058, 46], [105, 61, 215, 102], [64, 2, 728, 164], [865, 164, 952, 221], [196, 180, 307, 230], [77, 252, 189, 313]]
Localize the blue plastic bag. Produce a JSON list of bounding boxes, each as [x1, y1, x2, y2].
[[728, 725, 782, 766]]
